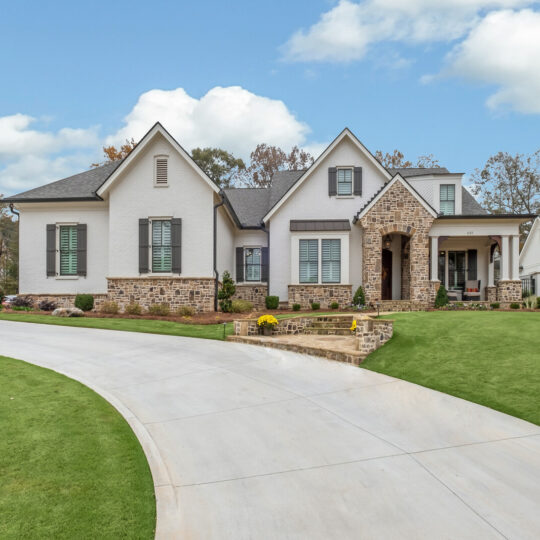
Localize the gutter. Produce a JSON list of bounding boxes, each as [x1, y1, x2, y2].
[[213, 193, 225, 311]]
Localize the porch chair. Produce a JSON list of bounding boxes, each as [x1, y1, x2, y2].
[[463, 280, 481, 301]]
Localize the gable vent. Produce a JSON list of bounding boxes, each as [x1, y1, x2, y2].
[[155, 157, 168, 185]]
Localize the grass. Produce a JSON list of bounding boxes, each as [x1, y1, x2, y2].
[[363, 311, 540, 425], [0, 312, 233, 340], [0, 355, 155, 539]]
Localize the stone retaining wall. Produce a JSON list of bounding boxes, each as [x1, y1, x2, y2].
[[378, 300, 425, 312], [107, 277, 215, 313], [234, 316, 317, 337], [496, 280, 521, 303], [287, 285, 352, 310], [233, 284, 268, 309], [25, 294, 108, 311], [355, 318, 394, 356], [485, 286, 497, 303]]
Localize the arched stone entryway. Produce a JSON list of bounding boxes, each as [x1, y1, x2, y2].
[[381, 232, 411, 300], [357, 180, 435, 305]]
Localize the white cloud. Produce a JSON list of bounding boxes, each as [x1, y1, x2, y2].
[[282, 0, 533, 62], [444, 9, 540, 113], [0, 115, 99, 196], [108, 86, 311, 159]]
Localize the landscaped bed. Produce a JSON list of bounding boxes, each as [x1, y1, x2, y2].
[[363, 311, 540, 425], [0, 355, 155, 539]]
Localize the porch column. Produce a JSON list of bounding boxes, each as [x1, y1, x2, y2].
[[501, 235, 510, 280], [488, 257, 495, 287], [511, 235, 520, 280], [430, 236, 438, 281]]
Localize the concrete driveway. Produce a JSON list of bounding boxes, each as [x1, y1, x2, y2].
[[1, 320, 539, 540]]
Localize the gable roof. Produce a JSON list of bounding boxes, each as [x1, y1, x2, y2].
[[97, 122, 220, 197], [222, 188, 269, 228], [520, 217, 540, 264], [353, 173, 438, 221], [2, 161, 122, 203], [262, 128, 392, 222], [461, 187, 487, 215]]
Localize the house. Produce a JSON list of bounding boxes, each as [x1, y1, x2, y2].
[[3, 123, 535, 312], [520, 217, 540, 296]]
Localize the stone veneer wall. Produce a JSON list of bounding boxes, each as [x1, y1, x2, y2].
[[429, 281, 441, 305], [107, 277, 215, 313], [26, 294, 108, 311], [233, 284, 268, 309], [287, 285, 352, 309], [234, 316, 316, 337], [496, 280, 521, 302], [358, 181, 435, 306], [485, 286, 497, 303], [355, 318, 394, 356]]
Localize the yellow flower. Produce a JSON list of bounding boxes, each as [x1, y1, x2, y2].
[[350, 319, 357, 332], [257, 314, 278, 327]]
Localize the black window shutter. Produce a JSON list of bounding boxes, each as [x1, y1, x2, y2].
[[76, 224, 87, 277], [467, 249, 477, 280], [328, 167, 337, 196], [171, 218, 182, 274], [46, 224, 56, 276], [261, 247, 269, 283], [236, 247, 244, 283], [139, 219, 149, 273], [354, 167, 362, 196]]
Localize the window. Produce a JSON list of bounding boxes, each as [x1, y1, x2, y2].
[[440, 184, 455, 215], [59, 225, 78, 276], [151, 220, 172, 272], [155, 156, 168, 186], [245, 248, 261, 281], [299, 239, 318, 283], [322, 239, 341, 283], [337, 168, 352, 196]]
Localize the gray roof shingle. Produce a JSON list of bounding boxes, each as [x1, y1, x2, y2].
[[3, 161, 122, 202], [461, 186, 487, 215], [388, 167, 450, 177], [222, 188, 269, 228]]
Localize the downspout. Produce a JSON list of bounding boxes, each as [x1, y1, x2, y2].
[[259, 223, 270, 295], [8, 203, 19, 220], [213, 192, 225, 311]]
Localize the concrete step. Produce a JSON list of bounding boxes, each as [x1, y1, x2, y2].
[[306, 328, 352, 336]]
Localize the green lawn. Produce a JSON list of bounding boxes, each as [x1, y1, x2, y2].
[[0, 312, 232, 340], [0, 356, 155, 539], [363, 311, 540, 425]]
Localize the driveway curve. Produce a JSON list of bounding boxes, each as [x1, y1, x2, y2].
[[1, 320, 539, 540]]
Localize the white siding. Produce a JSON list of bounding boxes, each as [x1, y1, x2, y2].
[[520, 219, 540, 277], [18, 202, 109, 294], [107, 134, 215, 277], [216, 205, 235, 277], [268, 136, 382, 300], [408, 175, 463, 214]]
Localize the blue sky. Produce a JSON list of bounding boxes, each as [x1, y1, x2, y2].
[[1, 0, 539, 195]]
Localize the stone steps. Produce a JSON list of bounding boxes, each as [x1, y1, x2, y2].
[[306, 315, 355, 336], [311, 321, 352, 329], [306, 328, 352, 336]]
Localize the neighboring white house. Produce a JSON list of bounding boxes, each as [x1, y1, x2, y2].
[[520, 217, 540, 295], [3, 123, 536, 311]]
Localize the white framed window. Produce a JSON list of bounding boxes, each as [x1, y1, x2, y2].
[[440, 184, 455, 215], [154, 155, 169, 186], [337, 168, 353, 196], [151, 219, 172, 272], [321, 239, 341, 283], [244, 247, 262, 281], [299, 239, 319, 283], [58, 224, 78, 276]]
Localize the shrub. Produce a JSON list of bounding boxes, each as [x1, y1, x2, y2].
[[148, 303, 170, 316], [490, 302, 500, 309], [101, 301, 119, 314], [218, 271, 236, 313], [311, 302, 320, 310], [292, 303, 301, 311], [12, 296, 34, 308], [231, 299, 253, 313], [0, 289, 4, 304], [12, 306, 33, 311], [330, 302, 339, 310], [434, 284, 449, 308], [265, 295, 279, 310], [176, 305, 196, 317], [353, 286, 365, 307], [75, 294, 94, 312], [510, 302, 520, 310], [522, 289, 531, 299], [124, 302, 143, 315], [537, 297, 540, 310], [38, 299, 57, 311]]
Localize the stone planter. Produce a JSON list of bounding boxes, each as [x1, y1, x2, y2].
[[262, 326, 273, 336]]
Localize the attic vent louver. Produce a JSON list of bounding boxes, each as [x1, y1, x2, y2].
[[155, 157, 168, 185]]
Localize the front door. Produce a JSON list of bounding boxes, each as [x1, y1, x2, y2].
[[381, 249, 392, 300]]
